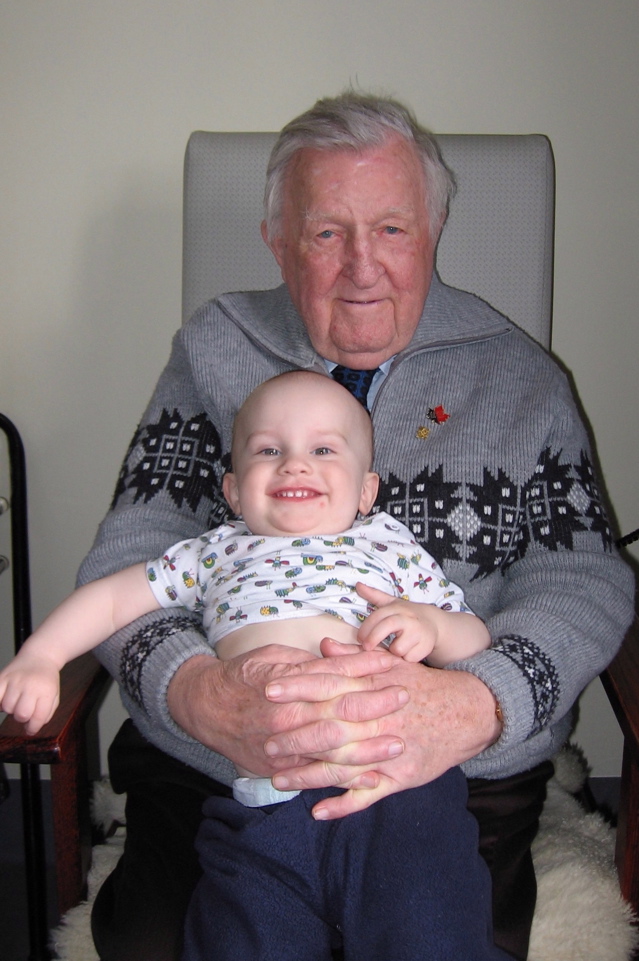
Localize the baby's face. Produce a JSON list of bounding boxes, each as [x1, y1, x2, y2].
[[223, 375, 378, 537]]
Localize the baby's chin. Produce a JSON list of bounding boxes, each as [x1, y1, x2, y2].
[[257, 517, 356, 538]]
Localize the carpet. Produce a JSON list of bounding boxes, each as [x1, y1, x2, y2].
[[50, 746, 638, 961]]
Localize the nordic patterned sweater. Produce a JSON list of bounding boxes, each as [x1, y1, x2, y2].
[[78, 275, 635, 783]]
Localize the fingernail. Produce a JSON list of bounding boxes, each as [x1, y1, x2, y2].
[[266, 683, 282, 698], [272, 775, 289, 790], [397, 689, 410, 706], [359, 774, 378, 788], [313, 807, 329, 820], [264, 740, 280, 756], [388, 740, 404, 757]]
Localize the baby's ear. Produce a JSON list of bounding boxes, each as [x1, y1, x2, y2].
[[358, 471, 380, 517], [222, 472, 241, 515]]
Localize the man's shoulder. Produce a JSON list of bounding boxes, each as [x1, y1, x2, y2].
[[430, 276, 550, 358], [185, 284, 291, 330], [182, 285, 316, 365], [427, 276, 512, 339]]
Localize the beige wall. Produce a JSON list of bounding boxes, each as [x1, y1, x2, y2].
[[1, 0, 637, 777]]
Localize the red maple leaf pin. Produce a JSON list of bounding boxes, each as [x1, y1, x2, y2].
[[427, 405, 450, 425]]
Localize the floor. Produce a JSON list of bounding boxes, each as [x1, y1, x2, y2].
[[0, 773, 622, 961]]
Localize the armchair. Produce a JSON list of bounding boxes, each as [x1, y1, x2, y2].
[[1, 131, 637, 961]]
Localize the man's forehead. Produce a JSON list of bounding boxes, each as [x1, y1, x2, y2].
[[288, 138, 422, 183], [303, 202, 417, 223]]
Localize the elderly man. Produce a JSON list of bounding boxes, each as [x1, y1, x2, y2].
[[82, 92, 634, 961]]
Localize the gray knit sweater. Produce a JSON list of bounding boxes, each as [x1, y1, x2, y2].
[[78, 275, 635, 783]]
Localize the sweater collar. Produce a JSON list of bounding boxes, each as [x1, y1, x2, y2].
[[216, 272, 512, 369]]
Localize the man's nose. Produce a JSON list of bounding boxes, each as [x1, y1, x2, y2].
[[343, 235, 384, 288]]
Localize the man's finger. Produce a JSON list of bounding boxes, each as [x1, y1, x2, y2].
[[296, 734, 405, 769], [265, 655, 399, 703], [264, 688, 408, 758], [312, 776, 401, 820]]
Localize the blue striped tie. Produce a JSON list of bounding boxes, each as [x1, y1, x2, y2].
[[331, 365, 379, 407]]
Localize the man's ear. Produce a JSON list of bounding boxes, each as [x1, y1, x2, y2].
[[358, 472, 380, 517], [222, 472, 241, 516], [261, 220, 285, 273]]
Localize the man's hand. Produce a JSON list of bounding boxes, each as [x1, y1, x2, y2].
[[166, 644, 409, 777], [265, 637, 502, 819]]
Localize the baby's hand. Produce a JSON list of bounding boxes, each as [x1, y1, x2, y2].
[[0, 653, 60, 735], [355, 582, 439, 663]]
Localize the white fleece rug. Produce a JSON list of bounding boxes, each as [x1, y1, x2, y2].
[[50, 746, 638, 961]]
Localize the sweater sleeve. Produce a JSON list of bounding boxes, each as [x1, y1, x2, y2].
[[449, 372, 635, 778], [76, 328, 238, 780]]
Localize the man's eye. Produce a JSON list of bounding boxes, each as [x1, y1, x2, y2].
[[384, 225, 400, 235], [318, 230, 334, 239]]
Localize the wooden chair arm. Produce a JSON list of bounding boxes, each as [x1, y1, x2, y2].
[[0, 652, 111, 917], [0, 652, 110, 764], [600, 615, 639, 916]]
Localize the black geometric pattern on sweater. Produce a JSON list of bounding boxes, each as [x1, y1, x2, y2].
[[468, 449, 591, 579], [490, 635, 560, 736], [120, 613, 206, 709], [110, 423, 144, 510], [376, 466, 463, 558], [519, 447, 588, 553], [575, 450, 614, 551], [466, 468, 523, 577], [114, 409, 230, 514], [376, 448, 611, 581]]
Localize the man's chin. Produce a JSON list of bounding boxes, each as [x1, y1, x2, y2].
[[328, 318, 400, 364]]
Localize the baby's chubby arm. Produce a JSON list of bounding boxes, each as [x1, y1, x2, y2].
[[0, 563, 158, 734], [355, 582, 490, 667]]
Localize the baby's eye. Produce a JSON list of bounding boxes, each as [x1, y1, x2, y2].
[[259, 447, 281, 456], [313, 447, 333, 456]]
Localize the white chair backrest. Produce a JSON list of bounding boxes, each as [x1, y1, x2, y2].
[[183, 132, 554, 349]]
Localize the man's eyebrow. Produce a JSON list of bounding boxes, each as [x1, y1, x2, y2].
[[303, 205, 415, 223]]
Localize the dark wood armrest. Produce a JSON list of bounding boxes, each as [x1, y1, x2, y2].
[[600, 616, 639, 915], [0, 651, 110, 764], [0, 652, 111, 916]]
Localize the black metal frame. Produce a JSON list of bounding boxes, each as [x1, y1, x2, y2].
[[1, 412, 52, 960]]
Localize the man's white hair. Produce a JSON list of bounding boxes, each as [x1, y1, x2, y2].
[[263, 91, 457, 243]]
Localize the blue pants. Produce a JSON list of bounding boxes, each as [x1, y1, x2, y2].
[[182, 767, 513, 961]]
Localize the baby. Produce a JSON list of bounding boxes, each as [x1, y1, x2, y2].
[[0, 370, 489, 801], [1, 371, 511, 960]]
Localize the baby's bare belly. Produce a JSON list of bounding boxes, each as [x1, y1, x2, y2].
[[214, 613, 360, 661]]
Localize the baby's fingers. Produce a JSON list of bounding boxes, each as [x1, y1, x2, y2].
[[355, 582, 398, 608], [358, 610, 404, 651], [24, 695, 59, 735], [8, 688, 39, 726], [16, 690, 59, 734], [0, 675, 25, 716]]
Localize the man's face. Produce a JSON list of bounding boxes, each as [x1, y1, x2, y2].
[[264, 136, 439, 368], [222, 375, 378, 538]]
